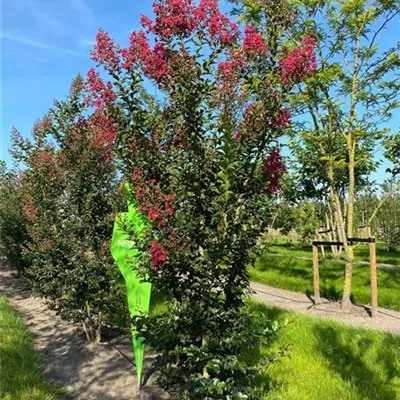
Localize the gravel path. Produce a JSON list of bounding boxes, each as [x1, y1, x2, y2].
[[0, 268, 168, 400], [251, 281, 400, 334]]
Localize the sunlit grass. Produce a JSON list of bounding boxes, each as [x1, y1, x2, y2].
[[250, 251, 400, 311], [248, 302, 400, 400], [267, 242, 400, 266]]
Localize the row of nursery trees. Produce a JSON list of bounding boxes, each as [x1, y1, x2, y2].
[[266, 177, 400, 252], [0, 0, 399, 398]]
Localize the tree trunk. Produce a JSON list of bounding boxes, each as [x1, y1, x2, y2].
[[342, 143, 356, 310], [95, 311, 103, 345], [342, 246, 354, 310]]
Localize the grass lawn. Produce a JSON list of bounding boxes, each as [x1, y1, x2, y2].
[[268, 242, 400, 266], [251, 250, 400, 311], [0, 295, 63, 400], [250, 302, 400, 400]]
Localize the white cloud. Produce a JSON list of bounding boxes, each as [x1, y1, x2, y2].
[[35, 57, 50, 63], [1, 32, 52, 49], [1, 31, 88, 57], [64, 49, 87, 57], [70, 0, 95, 29], [25, 0, 64, 34], [80, 38, 95, 47]]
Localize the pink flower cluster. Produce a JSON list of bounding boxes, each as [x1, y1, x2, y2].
[[89, 1, 240, 87], [139, 0, 238, 44], [243, 25, 267, 56], [90, 112, 117, 151], [121, 32, 171, 85], [132, 169, 174, 228], [150, 240, 168, 267], [91, 29, 120, 71], [86, 68, 116, 109], [276, 108, 291, 127], [218, 53, 246, 81], [243, 102, 292, 136], [201, 0, 238, 44], [279, 36, 317, 85], [260, 149, 286, 195], [216, 51, 247, 100], [144, 0, 198, 38]]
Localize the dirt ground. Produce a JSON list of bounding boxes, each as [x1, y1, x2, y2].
[[251, 281, 400, 334], [0, 268, 168, 400]]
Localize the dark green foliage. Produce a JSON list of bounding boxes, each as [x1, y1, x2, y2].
[[0, 162, 30, 276], [10, 76, 127, 342]]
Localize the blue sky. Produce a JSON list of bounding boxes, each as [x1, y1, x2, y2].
[[0, 0, 398, 183], [1, 0, 154, 166]]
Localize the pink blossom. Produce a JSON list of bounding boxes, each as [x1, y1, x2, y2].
[[151, 0, 199, 39], [91, 29, 120, 71], [260, 149, 286, 195], [276, 108, 291, 127], [279, 36, 317, 85], [90, 112, 116, 150], [243, 25, 267, 56], [122, 31, 171, 85], [150, 240, 168, 267], [85, 68, 116, 109], [197, 0, 238, 44]]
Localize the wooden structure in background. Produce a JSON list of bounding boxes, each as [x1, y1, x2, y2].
[[311, 238, 378, 318]]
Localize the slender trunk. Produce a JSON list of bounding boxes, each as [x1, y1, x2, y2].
[[264, 208, 279, 249], [316, 228, 326, 259], [340, 18, 363, 309], [202, 335, 209, 378], [82, 320, 91, 342], [327, 205, 336, 258], [328, 167, 352, 310], [342, 142, 356, 310], [95, 312, 102, 345]]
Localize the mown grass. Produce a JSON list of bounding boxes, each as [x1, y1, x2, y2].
[[249, 302, 400, 400], [268, 242, 400, 266], [0, 295, 63, 400], [149, 293, 400, 399], [251, 250, 400, 311]]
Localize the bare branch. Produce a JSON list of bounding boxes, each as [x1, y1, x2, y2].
[[367, 180, 400, 227]]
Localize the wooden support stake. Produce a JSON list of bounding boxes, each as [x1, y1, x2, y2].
[[312, 244, 321, 304], [369, 240, 378, 318]]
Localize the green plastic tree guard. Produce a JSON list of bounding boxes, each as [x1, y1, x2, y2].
[[110, 192, 151, 386]]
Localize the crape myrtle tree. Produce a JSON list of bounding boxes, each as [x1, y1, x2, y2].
[[88, 0, 316, 397], [11, 76, 126, 343], [232, 0, 400, 310], [0, 162, 31, 276]]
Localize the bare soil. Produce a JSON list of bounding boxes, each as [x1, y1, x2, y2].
[[251, 281, 400, 334]]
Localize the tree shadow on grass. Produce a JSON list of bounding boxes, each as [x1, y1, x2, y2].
[[256, 256, 312, 281], [241, 303, 291, 397], [313, 325, 400, 400]]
